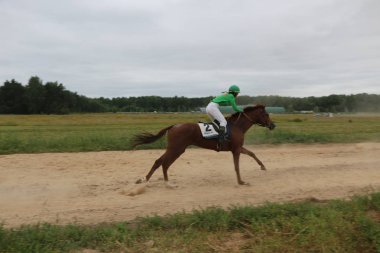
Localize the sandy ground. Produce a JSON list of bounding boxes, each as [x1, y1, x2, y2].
[[0, 143, 380, 228]]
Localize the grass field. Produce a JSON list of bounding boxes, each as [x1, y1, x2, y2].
[[1, 193, 379, 252], [0, 112, 379, 154]]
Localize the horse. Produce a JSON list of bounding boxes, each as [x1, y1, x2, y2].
[[131, 105, 276, 185]]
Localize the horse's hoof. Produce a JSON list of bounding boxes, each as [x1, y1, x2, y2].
[[135, 177, 146, 184], [260, 166, 267, 171], [165, 182, 178, 189], [238, 181, 250, 186]]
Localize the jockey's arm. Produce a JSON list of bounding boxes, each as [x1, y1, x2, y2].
[[231, 98, 243, 112]]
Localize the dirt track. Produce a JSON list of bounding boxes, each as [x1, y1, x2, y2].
[[1, 143, 379, 228]]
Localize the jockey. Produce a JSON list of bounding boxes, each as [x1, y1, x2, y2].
[[206, 84, 243, 143]]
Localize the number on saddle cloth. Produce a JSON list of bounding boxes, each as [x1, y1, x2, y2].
[[198, 121, 231, 140]]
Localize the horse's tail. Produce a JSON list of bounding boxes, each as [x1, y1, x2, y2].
[[131, 125, 174, 148]]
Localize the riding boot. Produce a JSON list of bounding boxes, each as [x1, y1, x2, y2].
[[217, 126, 226, 151]]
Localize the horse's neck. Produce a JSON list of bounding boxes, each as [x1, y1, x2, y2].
[[230, 113, 256, 133]]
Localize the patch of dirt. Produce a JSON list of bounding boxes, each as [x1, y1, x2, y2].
[[0, 143, 379, 228]]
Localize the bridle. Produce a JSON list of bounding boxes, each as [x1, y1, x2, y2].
[[236, 111, 267, 127], [235, 111, 254, 124], [242, 112, 254, 123]]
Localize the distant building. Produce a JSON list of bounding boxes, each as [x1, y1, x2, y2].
[[200, 105, 286, 114]]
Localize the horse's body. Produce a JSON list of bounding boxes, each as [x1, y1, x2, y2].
[[132, 105, 275, 185]]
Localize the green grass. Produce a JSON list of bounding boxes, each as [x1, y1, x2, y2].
[[1, 192, 380, 253], [0, 113, 379, 154], [246, 114, 380, 144]]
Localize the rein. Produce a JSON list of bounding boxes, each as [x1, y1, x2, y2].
[[228, 106, 267, 127], [242, 112, 254, 123], [235, 111, 265, 127], [232, 112, 254, 124]]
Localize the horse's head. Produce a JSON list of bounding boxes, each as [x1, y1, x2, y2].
[[243, 105, 276, 130]]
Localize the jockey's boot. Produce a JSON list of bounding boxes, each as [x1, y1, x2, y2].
[[218, 126, 226, 140], [217, 126, 226, 151]]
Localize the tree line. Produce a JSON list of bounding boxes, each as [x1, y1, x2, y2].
[[0, 77, 105, 114], [0, 76, 379, 114]]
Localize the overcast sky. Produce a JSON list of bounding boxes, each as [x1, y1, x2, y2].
[[1, 0, 379, 98]]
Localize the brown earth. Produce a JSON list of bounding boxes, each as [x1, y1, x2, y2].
[[0, 143, 379, 228]]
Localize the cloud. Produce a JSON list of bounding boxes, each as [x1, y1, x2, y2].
[[1, 0, 379, 98]]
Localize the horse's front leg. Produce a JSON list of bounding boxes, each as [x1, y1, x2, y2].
[[232, 150, 248, 185], [240, 146, 266, 170]]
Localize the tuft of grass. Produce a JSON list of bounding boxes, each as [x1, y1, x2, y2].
[[1, 193, 380, 252]]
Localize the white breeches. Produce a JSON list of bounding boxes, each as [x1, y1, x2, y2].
[[205, 102, 227, 127]]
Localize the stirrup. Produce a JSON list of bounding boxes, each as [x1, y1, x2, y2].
[[217, 141, 223, 152], [218, 133, 226, 142], [217, 132, 226, 152]]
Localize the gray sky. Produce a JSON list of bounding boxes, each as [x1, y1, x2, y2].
[[1, 0, 379, 98]]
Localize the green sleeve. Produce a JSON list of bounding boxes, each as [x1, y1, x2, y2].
[[230, 96, 243, 112]]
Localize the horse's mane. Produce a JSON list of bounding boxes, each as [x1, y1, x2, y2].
[[227, 104, 266, 122]]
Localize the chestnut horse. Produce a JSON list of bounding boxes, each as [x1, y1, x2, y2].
[[131, 105, 275, 185]]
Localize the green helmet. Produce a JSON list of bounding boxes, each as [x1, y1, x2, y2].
[[228, 84, 240, 93]]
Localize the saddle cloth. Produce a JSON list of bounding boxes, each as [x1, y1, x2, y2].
[[198, 122, 231, 140], [198, 122, 219, 139]]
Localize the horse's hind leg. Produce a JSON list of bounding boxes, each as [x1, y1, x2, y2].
[[137, 148, 184, 184], [144, 155, 164, 182], [135, 154, 163, 183], [162, 148, 185, 182]]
